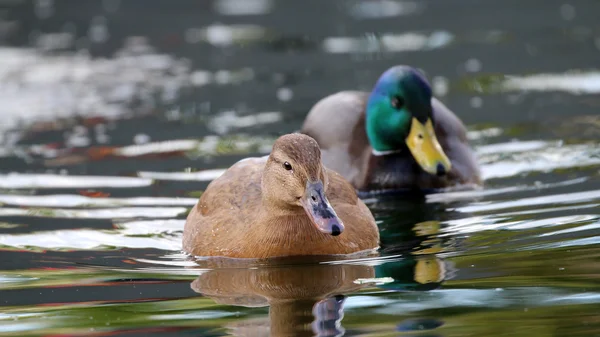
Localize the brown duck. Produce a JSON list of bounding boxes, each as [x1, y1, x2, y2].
[[301, 65, 481, 194], [182, 133, 380, 258]]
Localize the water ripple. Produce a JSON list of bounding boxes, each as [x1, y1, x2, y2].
[[0, 227, 182, 251], [479, 142, 600, 180], [138, 169, 226, 182], [453, 190, 600, 214], [0, 194, 197, 208], [0, 174, 152, 189], [0, 206, 188, 219]]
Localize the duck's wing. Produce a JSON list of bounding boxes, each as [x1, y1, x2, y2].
[[325, 168, 380, 251], [197, 156, 267, 218], [301, 91, 369, 148], [324, 168, 359, 206], [182, 156, 267, 255], [301, 91, 371, 185], [431, 98, 482, 185]]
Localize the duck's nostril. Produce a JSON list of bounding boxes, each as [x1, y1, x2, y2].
[[436, 163, 447, 176], [311, 195, 317, 202], [331, 224, 341, 236]]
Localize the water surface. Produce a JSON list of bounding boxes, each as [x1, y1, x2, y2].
[[1, 1, 600, 336]]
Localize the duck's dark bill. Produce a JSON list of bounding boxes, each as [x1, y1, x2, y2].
[[301, 181, 345, 236], [405, 117, 452, 176]]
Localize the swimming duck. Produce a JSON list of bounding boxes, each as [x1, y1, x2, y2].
[[301, 65, 481, 194], [182, 133, 380, 258]]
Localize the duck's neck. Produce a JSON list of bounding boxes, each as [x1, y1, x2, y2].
[[371, 148, 403, 156]]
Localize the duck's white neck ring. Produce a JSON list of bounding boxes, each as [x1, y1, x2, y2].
[[371, 148, 403, 156]]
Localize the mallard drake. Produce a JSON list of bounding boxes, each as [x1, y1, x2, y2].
[[301, 65, 481, 194], [182, 133, 380, 258]]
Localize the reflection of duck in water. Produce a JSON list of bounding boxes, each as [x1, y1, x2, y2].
[[188, 193, 457, 335], [373, 252, 451, 292], [370, 220, 453, 336], [369, 201, 457, 291], [190, 258, 374, 337], [189, 215, 454, 336], [368, 194, 463, 255]]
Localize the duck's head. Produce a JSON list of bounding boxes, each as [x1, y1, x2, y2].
[[365, 66, 451, 176], [262, 133, 344, 236]]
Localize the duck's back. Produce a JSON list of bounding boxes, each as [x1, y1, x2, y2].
[[182, 156, 267, 256], [301, 91, 372, 186]]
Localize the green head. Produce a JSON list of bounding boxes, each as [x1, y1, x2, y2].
[[365, 66, 451, 176]]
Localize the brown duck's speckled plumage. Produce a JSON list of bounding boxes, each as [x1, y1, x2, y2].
[[182, 133, 380, 259], [301, 91, 482, 192]]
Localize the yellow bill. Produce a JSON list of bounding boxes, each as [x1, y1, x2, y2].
[[415, 255, 445, 284], [405, 117, 451, 176]]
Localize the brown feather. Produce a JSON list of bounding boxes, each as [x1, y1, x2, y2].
[[182, 133, 380, 258]]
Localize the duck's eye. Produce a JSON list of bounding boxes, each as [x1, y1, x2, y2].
[[283, 161, 293, 171], [391, 95, 404, 110]]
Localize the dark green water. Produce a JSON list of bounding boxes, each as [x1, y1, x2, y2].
[[1, 1, 600, 336]]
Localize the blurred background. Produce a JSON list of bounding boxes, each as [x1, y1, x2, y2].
[[0, 1, 599, 336]]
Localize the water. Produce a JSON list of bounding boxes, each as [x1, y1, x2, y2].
[[1, 0, 600, 336]]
